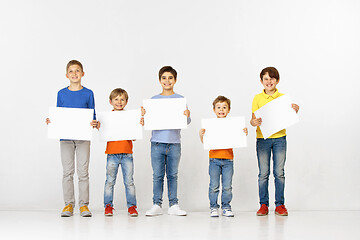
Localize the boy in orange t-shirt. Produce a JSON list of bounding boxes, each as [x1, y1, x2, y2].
[[97, 88, 144, 217], [200, 96, 248, 217]]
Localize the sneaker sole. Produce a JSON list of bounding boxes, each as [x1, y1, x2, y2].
[[80, 213, 92, 217], [275, 212, 288, 216], [129, 213, 138, 217], [105, 213, 113, 216], [256, 212, 269, 216], [61, 213, 73, 217], [168, 212, 187, 216]]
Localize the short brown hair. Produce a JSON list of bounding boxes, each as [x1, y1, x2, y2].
[[159, 66, 177, 80], [109, 88, 129, 101], [213, 96, 231, 109], [66, 60, 83, 72], [260, 67, 279, 80]]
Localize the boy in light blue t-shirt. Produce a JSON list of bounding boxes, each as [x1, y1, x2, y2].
[[142, 66, 191, 217]]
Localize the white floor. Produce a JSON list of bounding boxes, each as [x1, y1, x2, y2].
[[0, 210, 359, 240]]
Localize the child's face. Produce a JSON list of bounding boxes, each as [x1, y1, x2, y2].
[[66, 64, 84, 84], [213, 101, 230, 118], [110, 94, 127, 111], [159, 72, 176, 91], [261, 72, 279, 93]]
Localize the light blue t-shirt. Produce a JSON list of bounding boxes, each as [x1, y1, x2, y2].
[[150, 93, 191, 143]]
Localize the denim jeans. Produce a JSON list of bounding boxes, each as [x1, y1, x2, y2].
[[151, 142, 181, 207], [256, 136, 287, 207], [104, 153, 136, 208], [208, 158, 234, 210]]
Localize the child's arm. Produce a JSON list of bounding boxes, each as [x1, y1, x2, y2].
[[250, 113, 262, 127], [292, 104, 300, 113], [199, 128, 205, 143]]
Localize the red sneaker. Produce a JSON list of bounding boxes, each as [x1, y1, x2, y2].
[[105, 204, 114, 216], [128, 206, 138, 217], [256, 204, 269, 216], [275, 205, 288, 216]]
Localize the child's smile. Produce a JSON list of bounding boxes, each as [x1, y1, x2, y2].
[[213, 102, 230, 118], [261, 72, 279, 94], [110, 94, 127, 111]]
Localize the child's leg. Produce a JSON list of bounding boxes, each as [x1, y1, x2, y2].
[[256, 138, 272, 206], [60, 140, 76, 207], [104, 154, 121, 207], [272, 136, 287, 207], [75, 140, 91, 207], [221, 159, 234, 210], [151, 142, 166, 206], [120, 154, 137, 208], [209, 159, 221, 209], [165, 143, 181, 207]]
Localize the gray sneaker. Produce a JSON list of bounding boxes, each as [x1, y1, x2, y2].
[[80, 205, 92, 217], [61, 204, 73, 217]]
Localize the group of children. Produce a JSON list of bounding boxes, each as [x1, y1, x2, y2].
[[46, 60, 299, 218]]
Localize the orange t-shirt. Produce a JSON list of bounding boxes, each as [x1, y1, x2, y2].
[[105, 140, 133, 154], [209, 149, 233, 160]]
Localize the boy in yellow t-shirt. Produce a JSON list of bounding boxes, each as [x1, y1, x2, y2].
[[96, 88, 144, 217], [250, 67, 299, 216], [200, 96, 248, 217]]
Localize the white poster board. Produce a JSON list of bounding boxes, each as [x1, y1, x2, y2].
[[254, 94, 299, 139], [97, 109, 143, 141], [143, 98, 188, 130], [48, 107, 94, 140], [201, 116, 247, 150]]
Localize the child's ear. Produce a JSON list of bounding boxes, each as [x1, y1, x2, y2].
[[109, 99, 112, 105], [82, 72, 85, 77]]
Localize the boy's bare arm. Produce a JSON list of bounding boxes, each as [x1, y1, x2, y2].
[[199, 129, 205, 143], [250, 113, 262, 127]]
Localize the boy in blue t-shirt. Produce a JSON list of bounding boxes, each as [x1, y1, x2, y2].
[[142, 66, 191, 216], [46, 60, 97, 217]]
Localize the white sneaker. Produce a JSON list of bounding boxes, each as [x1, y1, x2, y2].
[[146, 204, 163, 216], [222, 209, 234, 217], [168, 204, 187, 216], [210, 208, 219, 217]]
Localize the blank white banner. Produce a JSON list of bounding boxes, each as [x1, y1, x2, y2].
[[254, 94, 299, 139], [97, 109, 143, 141], [201, 116, 247, 150], [143, 98, 187, 130], [48, 107, 94, 140]]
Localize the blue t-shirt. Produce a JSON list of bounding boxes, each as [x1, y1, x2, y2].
[[57, 86, 96, 120], [150, 93, 191, 143]]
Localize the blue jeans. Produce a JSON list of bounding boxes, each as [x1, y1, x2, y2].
[[209, 158, 234, 210], [104, 153, 137, 208], [256, 136, 287, 207], [151, 142, 181, 207]]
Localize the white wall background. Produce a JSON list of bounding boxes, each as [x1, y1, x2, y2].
[[0, 0, 359, 212]]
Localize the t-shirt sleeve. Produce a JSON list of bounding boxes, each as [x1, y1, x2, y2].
[[88, 90, 96, 120], [251, 96, 258, 113], [56, 91, 61, 107]]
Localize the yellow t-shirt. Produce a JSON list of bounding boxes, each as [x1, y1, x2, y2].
[[252, 89, 286, 139]]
